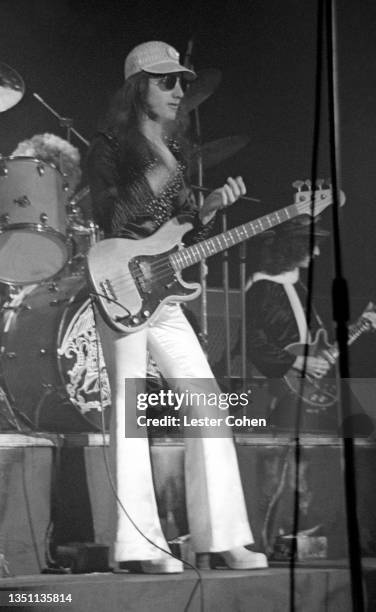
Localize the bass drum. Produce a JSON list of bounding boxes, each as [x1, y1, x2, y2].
[[0, 274, 111, 432]]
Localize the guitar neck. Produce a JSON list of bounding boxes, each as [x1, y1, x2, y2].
[[325, 317, 371, 361], [170, 203, 299, 271]]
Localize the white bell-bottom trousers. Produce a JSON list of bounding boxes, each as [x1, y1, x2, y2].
[[96, 302, 253, 561]]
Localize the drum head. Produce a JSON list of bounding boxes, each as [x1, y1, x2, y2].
[[0, 228, 68, 284]]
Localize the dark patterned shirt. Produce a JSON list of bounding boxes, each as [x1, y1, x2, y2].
[[87, 131, 213, 244]]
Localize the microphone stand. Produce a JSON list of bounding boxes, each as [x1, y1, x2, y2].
[[326, 1, 364, 610]]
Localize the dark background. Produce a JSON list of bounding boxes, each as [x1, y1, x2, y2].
[[0, 0, 375, 372]]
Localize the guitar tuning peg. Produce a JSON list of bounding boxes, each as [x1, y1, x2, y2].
[[316, 178, 324, 189], [292, 180, 304, 191], [304, 179, 312, 189]]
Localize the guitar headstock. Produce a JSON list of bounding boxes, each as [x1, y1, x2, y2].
[[293, 179, 346, 217], [361, 302, 376, 327]]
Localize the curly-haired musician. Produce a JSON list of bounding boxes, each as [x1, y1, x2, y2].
[[246, 217, 376, 433]]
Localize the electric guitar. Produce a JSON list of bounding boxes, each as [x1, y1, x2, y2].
[[87, 184, 344, 333], [281, 305, 375, 408]]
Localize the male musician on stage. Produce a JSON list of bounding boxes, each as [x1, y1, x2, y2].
[[246, 216, 376, 433], [87, 41, 267, 574]]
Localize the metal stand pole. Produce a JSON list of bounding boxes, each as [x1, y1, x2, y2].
[[326, 1, 364, 610], [194, 101, 209, 353], [221, 210, 232, 381], [239, 242, 247, 414], [33, 93, 90, 147]]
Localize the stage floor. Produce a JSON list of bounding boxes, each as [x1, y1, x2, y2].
[[0, 559, 375, 611]]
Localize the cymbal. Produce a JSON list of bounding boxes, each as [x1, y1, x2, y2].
[[191, 134, 250, 169], [181, 68, 221, 113], [0, 63, 25, 112]]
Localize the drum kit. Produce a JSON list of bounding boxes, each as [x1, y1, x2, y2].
[[0, 63, 111, 432], [0, 62, 251, 433]]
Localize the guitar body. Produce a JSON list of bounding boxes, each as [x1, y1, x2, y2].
[[282, 329, 338, 408], [86, 218, 201, 333]]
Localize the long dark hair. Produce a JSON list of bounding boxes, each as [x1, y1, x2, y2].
[[101, 72, 191, 173]]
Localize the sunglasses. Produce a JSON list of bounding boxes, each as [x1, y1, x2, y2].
[[148, 73, 188, 92]]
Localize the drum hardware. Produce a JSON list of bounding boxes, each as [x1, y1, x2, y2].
[[33, 93, 90, 148], [49, 297, 70, 307], [14, 195, 31, 208], [37, 163, 45, 176], [69, 186, 90, 208], [66, 197, 102, 272], [0, 159, 8, 177], [1, 302, 31, 312]]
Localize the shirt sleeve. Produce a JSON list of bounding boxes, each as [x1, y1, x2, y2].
[[246, 281, 297, 377], [87, 133, 152, 236]]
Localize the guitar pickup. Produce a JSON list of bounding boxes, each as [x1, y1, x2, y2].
[[99, 279, 117, 303], [129, 257, 152, 293]]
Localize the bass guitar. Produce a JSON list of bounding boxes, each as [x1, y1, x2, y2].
[[87, 184, 344, 333], [281, 305, 375, 408]]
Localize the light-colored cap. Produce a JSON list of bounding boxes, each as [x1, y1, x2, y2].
[[124, 41, 196, 81]]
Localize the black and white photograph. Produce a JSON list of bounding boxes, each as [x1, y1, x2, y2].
[[0, 1, 375, 610]]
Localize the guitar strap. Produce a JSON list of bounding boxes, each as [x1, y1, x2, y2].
[[283, 282, 312, 344], [298, 280, 325, 329], [249, 271, 314, 343]]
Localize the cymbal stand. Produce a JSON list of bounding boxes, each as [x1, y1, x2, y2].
[[194, 113, 209, 353], [221, 209, 232, 381], [239, 241, 248, 411], [185, 36, 209, 353], [32, 92, 90, 147]]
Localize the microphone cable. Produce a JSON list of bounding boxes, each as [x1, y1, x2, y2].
[[289, 0, 325, 610]]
